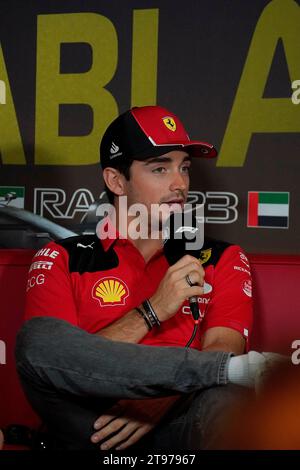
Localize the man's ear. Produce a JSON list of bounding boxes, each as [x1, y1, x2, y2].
[[102, 167, 126, 197]]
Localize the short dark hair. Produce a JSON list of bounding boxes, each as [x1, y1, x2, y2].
[[104, 158, 134, 205]]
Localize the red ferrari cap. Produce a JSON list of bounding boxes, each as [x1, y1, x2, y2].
[[100, 105, 217, 168]]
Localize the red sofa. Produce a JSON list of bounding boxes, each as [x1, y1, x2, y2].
[[0, 249, 300, 443], [0, 250, 40, 433]]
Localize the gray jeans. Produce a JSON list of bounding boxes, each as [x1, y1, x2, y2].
[[15, 317, 245, 450]]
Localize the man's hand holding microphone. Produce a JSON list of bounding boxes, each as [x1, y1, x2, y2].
[[150, 254, 204, 322]]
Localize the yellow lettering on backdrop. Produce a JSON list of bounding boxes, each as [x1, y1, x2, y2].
[[0, 79, 5, 104], [217, 0, 300, 167], [131, 9, 159, 107], [0, 44, 26, 164], [35, 13, 118, 165]]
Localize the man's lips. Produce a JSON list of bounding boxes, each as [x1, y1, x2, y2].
[[162, 199, 184, 205]]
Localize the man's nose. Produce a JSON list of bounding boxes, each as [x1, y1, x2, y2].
[[169, 171, 187, 192]]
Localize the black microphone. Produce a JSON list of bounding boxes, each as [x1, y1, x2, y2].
[[163, 212, 203, 321]]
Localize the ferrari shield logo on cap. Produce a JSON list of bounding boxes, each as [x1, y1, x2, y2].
[[163, 117, 176, 132]]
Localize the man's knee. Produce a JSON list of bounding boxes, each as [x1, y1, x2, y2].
[[192, 384, 250, 422], [15, 317, 68, 369], [187, 384, 252, 449]]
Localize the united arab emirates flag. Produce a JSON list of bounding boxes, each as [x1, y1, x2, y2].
[[247, 192, 289, 228]]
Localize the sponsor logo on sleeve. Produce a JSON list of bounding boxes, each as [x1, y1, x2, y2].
[[29, 261, 53, 272], [239, 252, 250, 268], [34, 248, 60, 259], [234, 265, 251, 275], [26, 273, 45, 292], [242, 279, 252, 297]]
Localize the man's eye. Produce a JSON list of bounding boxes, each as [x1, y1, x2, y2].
[[181, 166, 190, 173], [152, 167, 166, 173]]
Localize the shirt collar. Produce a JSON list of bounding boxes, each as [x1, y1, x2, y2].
[[96, 216, 165, 259], [96, 216, 121, 252]]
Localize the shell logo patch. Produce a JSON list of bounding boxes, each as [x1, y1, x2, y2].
[[199, 248, 212, 265], [242, 279, 252, 298], [92, 277, 129, 306], [163, 117, 176, 132]]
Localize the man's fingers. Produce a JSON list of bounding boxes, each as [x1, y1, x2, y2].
[[169, 254, 201, 271], [91, 416, 127, 443], [91, 418, 153, 450], [94, 415, 115, 430], [172, 269, 204, 292], [99, 422, 139, 450], [171, 263, 204, 285], [183, 284, 204, 299], [94, 406, 122, 429], [115, 426, 153, 450]]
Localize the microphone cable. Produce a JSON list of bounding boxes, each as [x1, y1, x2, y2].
[[185, 319, 199, 348], [185, 302, 200, 348]]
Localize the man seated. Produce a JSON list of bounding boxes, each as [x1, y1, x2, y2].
[[15, 105, 283, 450]]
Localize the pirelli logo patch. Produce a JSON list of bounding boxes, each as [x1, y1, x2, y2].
[[29, 261, 53, 272], [92, 277, 129, 307]]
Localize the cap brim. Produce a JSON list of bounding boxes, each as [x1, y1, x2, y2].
[[183, 141, 218, 158], [133, 141, 217, 161]]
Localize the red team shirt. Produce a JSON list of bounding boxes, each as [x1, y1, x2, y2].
[[25, 220, 253, 350]]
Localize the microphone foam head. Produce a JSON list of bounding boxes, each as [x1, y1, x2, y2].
[[163, 211, 202, 265]]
